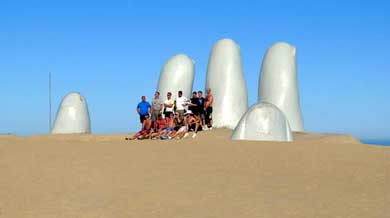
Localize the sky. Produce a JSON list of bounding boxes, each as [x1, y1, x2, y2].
[[0, 0, 389, 139]]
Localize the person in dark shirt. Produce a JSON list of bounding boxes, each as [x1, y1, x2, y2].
[[188, 91, 199, 115], [197, 90, 206, 128]]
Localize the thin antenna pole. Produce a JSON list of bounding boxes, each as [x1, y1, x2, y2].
[[49, 72, 52, 132]]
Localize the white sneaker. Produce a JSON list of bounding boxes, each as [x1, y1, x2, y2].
[[209, 127, 213, 130], [183, 133, 189, 138], [192, 133, 197, 138], [203, 126, 208, 131]]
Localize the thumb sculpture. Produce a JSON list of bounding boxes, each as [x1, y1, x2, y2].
[[258, 42, 304, 132], [157, 54, 195, 99], [51, 92, 91, 134], [231, 102, 293, 142], [206, 38, 248, 129]]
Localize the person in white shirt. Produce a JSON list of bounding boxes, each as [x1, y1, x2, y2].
[[163, 92, 174, 122], [175, 90, 188, 122]]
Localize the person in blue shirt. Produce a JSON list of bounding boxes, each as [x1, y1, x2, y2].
[[137, 96, 151, 124]]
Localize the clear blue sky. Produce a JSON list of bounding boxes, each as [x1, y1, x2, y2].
[[1, 0, 389, 139]]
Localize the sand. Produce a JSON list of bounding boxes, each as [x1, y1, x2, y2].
[[0, 129, 389, 218]]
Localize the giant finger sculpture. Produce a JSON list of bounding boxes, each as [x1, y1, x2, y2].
[[258, 42, 304, 132], [157, 54, 195, 99], [231, 102, 293, 142], [206, 38, 248, 129], [51, 92, 91, 134]]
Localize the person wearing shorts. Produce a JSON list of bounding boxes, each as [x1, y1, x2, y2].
[[126, 114, 152, 140], [205, 107, 213, 127], [197, 90, 206, 128], [189, 91, 199, 116], [164, 92, 174, 120], [173, 113, 184, 131], [175, 91, 188, 122], [137, 96, 151, 124], [185, 110, 201, 138], [151, 91, 163, 123], [205, 88, 213, 129], [159, 113, 176, 139], [150, 114, 167, 139], [171, 125, 188, 139]]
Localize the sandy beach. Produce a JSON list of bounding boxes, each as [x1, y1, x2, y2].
[[0, 129, 389, 218]]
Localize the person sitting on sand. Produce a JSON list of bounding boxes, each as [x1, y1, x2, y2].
[[170, 110, 201, 139], [184, 110, 201, 138], [150, 114, 167, 139], [159, 113, 176, 139], [173, 112, 184, 131], [127, 114, 152, 140], [170, 124, 188, 139]]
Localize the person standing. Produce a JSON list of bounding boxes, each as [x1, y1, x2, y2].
[[205, 88, 213, 129], [151, 91, 163, 125], [188, 91, 199, 116], [175, 90, 188, 122], [163, 92, 174, 121], [137, 96, 151, 125], [197, 90, 206, 128]]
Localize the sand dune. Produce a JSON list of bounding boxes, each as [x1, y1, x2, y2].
[[0, 129, 388, 218]]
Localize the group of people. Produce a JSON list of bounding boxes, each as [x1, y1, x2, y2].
[[126, 88, 214, 140]]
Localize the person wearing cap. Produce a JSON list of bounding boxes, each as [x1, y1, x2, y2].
[[184, 110, 201, 138], [170, 110, 196, 139]]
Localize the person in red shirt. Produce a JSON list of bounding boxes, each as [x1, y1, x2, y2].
[[151, 114, 167, 139]]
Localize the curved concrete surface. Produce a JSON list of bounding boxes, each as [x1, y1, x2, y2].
[[206, 38, 248, 129], [157, 54, 195, 99], [51, 92, 91, 134], [231, 102, 293, 142], [258, 42, 304, 131]]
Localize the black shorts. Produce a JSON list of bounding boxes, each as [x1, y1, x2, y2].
[[206, 107, 213, 120], [139, 114, 147, 123], [164, 111, 173, 118]]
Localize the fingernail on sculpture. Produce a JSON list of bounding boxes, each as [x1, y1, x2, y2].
[[206, 38, 248, 129], [157, 54, 195, 99], [231, 102, 293, 142], [51, 92, 91, 134], [258, 42, 304, 132]]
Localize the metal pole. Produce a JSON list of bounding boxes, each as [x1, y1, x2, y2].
[[49, 72, 52, 132]]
